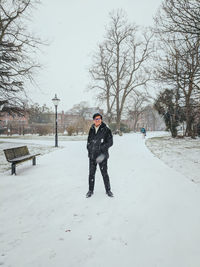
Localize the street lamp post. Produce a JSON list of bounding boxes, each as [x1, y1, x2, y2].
[[52, 94, 60, 147]]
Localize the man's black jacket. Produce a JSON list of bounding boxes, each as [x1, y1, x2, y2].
[[87, 122, 113, 160]]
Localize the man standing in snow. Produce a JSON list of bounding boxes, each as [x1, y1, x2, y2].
[[86, 113, 113, 198]]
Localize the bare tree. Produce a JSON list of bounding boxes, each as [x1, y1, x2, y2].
[[67, 101, 92, 134], [89, 10, 153, 131], [68, 101, 90, 118], [89, 44, 116, 124], [155, 33, 200, 136], [154, 0, 200, 38], [0, 0, 42, 115], [127, 91, 150, 131]]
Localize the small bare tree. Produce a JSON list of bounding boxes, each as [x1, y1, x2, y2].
[[127, 91, 150, 131]]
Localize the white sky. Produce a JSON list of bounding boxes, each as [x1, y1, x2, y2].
[[27, 0, 162, 112]]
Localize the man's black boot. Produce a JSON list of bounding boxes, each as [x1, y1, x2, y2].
[[106, 190, 114, 197], [86, 190, 93, 198]]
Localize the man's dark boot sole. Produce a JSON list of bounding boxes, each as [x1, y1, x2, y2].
[[86, 192, 93, 198], [106, 192, 114, 197]]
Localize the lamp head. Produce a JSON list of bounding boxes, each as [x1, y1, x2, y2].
[[52, 94, 60, 106]]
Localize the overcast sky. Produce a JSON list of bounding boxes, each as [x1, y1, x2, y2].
[[28, 0, 162, 112]]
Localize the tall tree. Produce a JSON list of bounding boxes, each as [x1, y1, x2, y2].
[[89, 10, 153, 131], [154, 0, 200, 137], [0, 0, 42, 115], [154, 34, 200, 136]]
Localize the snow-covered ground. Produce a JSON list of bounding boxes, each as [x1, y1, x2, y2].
[[0, 135, 87, 173], [146, 135, 200, 183], [0, 134, 87, 141], [0, 133, 200, 267], [0, 142, 56, 174]]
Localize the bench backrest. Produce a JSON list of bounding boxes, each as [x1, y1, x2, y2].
[[4, 146, 30, 161]]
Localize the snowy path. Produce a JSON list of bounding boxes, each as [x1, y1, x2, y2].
[[0, 133, 200, 267]]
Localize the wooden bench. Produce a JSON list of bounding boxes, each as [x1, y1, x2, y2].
[[3, 146, 40, 175]]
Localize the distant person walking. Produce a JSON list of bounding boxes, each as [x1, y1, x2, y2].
[[141, 127, 146, 138], [86, 113, 113, 198]]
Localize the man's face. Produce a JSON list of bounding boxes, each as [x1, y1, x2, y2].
[[93, 116, 102, 127]]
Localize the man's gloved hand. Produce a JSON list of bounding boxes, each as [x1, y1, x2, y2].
[[96, 153, 105, 163]]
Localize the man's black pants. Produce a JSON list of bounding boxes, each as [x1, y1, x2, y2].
[[89, 158, 111, 192]]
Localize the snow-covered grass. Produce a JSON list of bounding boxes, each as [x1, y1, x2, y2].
[[0, 132, 200, 267], [0, 134, 87, 141], [0, 142, 57, 173], [146, 135, 200, 183], [0, 135, 87, 173]]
